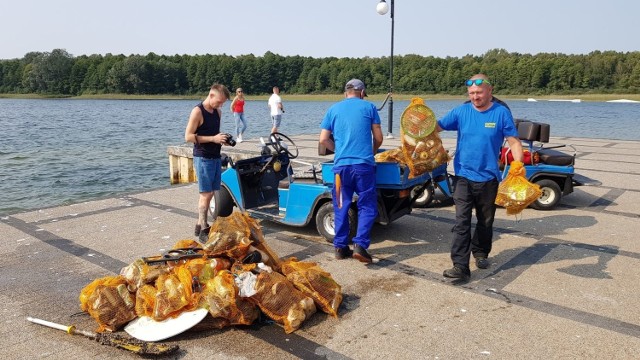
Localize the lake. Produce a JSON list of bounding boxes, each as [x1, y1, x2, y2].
[[0, 98, 638, 214]]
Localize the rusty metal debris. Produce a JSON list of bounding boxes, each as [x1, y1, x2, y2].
[[26, 316, 179, 356]]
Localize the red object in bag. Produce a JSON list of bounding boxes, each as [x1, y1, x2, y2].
[[500, 147, 537, 165]]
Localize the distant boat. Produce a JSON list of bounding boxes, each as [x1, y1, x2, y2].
[[527, 98, 537, 102], [606, 99, 640, 103], [548, 99, 581, 103]]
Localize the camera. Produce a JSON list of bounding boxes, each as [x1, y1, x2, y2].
[[224, 133, 236, 147]]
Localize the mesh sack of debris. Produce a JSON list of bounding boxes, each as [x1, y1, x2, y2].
[[205, 211, 283, 271], [120, 258, 171, 292], [197, 257, 233, 283], [408, 132, 450, 175], [495, 161, 542, 215], [135, 284, 157, 318], [374, 148, 406, 165], [203, 231, 252, 260], [280, 258, 342, 318], [79, 275, 137, 332], [152, 265, 201, 321], [199, 270, 259, 327], [251, 271, 316, 333], [399, 98, 449, 178]]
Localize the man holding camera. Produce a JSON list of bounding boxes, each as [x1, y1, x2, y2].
[[184, 83, 232, 243]]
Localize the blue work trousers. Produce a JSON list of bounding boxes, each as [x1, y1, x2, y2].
[[450, 176, 499, 270], [332, 164, 378, 249]]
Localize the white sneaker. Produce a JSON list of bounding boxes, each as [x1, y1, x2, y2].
[[237, 135, 243, 143]]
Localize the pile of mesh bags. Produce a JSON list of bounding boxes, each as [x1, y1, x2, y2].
[[79, 212, 342, 334]]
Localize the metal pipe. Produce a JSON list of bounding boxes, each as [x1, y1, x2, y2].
[[387, 0, 395, 138]]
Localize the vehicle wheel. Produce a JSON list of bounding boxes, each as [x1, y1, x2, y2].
[[315, 202, 357, 243], [209, 188, 234, 219], [411, 183, 434, 208], [530, 179, 562, 210]]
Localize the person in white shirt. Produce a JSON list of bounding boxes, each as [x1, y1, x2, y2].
[[267, 86, 284, 133]]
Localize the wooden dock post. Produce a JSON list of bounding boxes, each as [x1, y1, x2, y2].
[[167, 145, 196, 184]]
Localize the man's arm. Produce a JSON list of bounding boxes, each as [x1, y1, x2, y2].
[[185, 107, 201, 143], [505, 136, 524, 162], [372, 124, 383, 153], [319, 129, 334, 152]]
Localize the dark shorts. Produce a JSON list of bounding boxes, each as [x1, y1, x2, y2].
[[194, 157, 221, 193]]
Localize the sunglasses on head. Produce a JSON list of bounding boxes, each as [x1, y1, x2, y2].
[[465, 79, 491, 86]]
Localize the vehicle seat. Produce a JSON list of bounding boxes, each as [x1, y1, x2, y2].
[[514, 119, 550, 143], [537, 148, 574, 166]]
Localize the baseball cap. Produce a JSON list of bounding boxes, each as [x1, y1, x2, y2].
[[345, 78, 367, 97]]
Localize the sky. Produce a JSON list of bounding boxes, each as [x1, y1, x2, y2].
[[1, 0, 638, 60]]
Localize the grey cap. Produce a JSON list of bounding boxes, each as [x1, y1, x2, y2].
[[345, 78, 367, 96]]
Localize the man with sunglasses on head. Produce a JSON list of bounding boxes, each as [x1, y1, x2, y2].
[[436, 74, 524, 283]]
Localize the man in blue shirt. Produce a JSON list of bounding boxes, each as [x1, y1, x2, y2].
[[319, 79, 384, 263], [437, 74, 524, 282]]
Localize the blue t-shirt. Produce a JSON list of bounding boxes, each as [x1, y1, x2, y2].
[[320, 98, 381, 167], [437, 102, 517, 182]]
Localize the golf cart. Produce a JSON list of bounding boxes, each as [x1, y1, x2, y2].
[[210, 132, 452, 242], [502, 119, 601, 210]]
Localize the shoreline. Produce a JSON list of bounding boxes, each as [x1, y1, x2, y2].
[[2, 93, 640, 102]]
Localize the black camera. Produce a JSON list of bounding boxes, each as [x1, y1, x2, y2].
[[224, 133, 236, 147]]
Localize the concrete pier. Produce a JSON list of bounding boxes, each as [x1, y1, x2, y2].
[[2, 134, 640, 359]]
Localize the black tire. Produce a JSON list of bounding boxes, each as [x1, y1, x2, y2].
[[209, 188, 234, 219], [530, 179, 562, 210], [315, 202, 357, 243], [411, 184, 434, 208]]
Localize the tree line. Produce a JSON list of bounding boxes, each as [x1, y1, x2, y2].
[[1, 48, 639, 96]]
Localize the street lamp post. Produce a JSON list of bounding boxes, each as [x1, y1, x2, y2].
[[377, 0, 394, 139]]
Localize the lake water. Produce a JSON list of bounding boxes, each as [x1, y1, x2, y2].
[[1, 98, 638, 214]]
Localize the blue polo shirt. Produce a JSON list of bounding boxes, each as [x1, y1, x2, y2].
[[438, 102, 517, 182], [320, 98, 381, 167]]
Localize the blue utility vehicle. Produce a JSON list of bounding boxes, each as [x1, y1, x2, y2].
[[501, 120, 601, 210], [210, 133, 452, 241]]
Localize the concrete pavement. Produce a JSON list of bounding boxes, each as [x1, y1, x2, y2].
[[1, 134, 640, 359]]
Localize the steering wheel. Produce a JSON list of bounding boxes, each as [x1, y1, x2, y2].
[[269, 132, 299, 159]]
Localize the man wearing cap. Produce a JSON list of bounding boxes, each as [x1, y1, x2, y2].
[[319, 79, 384, 264], [436, 73, 524, 282]]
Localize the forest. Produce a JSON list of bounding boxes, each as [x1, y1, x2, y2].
[[1, 48, 639, 96]]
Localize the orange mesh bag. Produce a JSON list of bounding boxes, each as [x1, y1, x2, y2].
[[374, 148, 406, 165], [172, 239, 201, 249], [400, 98, 450, 178], [206, 211, 282, 271], [198, 257, 233, 283], [184, 258, 209, 280], [495, 161, 542, 215], [79, 275, 137, 332], [200, 270, 259, 327], [251, 271, 316, 333], [120, 258, 171, 292], [204, 231, 252, 260], [203, 212, 254, 261], [280, 258, 342, 318], [135, 284, 157, 317], [152, 267, 193, 321]]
